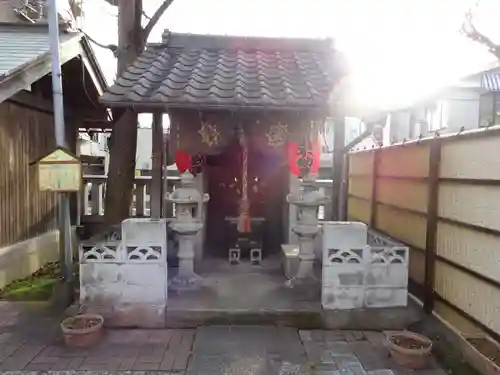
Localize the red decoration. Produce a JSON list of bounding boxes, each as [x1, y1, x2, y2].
[[287, 142, 300, 176], [310, 139, 320, 175], [175, 150, 191, 173], [287, 140, 320, 177]]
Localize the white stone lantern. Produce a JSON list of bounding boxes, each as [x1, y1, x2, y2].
[[286, 174, 329, 287], [167, 172, 209, 291]]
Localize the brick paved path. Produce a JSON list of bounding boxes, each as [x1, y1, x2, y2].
[[0, 302, 448, 374]]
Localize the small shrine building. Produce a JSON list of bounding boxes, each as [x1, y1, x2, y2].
[[100, 30, 341, 259]]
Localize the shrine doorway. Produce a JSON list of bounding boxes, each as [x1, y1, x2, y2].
[[205, 138, 288, 258]]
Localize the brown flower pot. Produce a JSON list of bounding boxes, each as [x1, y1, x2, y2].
[[61, 314, 104, 348], [386, 331, 433, 369]]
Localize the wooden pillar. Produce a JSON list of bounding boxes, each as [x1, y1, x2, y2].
[[423, 137, 442, 313], [369, 148, 381, 228], [331, 115, 345, 221], [151, 112, 164, 218], [66, 117, 79, 225]]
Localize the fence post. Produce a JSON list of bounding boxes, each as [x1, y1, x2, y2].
[[423, 137, 442, 313], [369, 148, 380, 228]]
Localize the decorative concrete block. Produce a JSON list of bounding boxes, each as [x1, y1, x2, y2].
[[281, 244, 300, 279], [322, 285, 365, 310], [121, 218, 168, 261], [322, 222, 368, 263], [80, 242, 123, 262], [80, 246, 169, 327], [322, 246, 369, 310], [364, 287, 407, 308], [250, 248, 262, 265], [229, 248, 240, 264], [322, 247, 370, 286], [364, 246, 409, 308], [366, 246, 409, 287]]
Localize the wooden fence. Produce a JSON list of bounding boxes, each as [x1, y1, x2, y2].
[[348, 125, 500, 339], [81, 175, 181, 224], [0, 100, 57, 248]]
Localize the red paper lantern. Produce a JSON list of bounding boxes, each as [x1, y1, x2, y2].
[[175, 150, 191, 173]]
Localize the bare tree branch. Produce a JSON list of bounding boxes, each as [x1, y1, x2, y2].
[[141, 0, 174, 44], [461, 0, 500, 59], [142, 10, 151, 20]]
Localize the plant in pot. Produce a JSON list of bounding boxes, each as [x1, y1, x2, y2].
[[386, 331, 433, 369], [61, 313, 104, 348]]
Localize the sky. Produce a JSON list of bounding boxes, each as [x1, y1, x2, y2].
[[79, 0, 500, 112]]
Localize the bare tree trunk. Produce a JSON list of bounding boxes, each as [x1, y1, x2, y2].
[[103, 0, 174, 229], [103, 0, 142, 227]]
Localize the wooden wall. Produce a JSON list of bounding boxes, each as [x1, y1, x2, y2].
[[348, 126, 500, 338], [0, 97, 57, 248]]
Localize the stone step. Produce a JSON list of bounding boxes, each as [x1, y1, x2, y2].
[[165, 304, 422, 330]]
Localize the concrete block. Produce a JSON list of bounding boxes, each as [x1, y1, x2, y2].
[[121, 263, 168, 286], [281, 244, 299, 279], [229, 248, 240, 264], [366, 246, 409, 288], [365, 265, 408, 287], [121, 284, 167, 304], [322, 222, 368, 259], [322, 285, 364, 310], [250, 248, 262, 265], [121, 218, 168, 258], [125, 245, 164, 262], [80, 242, 123, 262], [364, 287, 407, 308], [323, 266, 364, 287], [87, 303, 167, 328]]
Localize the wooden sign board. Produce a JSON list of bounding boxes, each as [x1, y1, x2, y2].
[[36, 148, 82, 192]]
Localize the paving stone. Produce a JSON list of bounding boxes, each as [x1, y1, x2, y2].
[[66, 357, 86, 369], [133, 361, 161, 370], [311, 330, 325, 342], [117, 357, 137, 370], [303, 342, 325, 362], [50, 357, 73, 370], [324, 330, 345, 343], [363, 331, 387, 346], [299, 330, 313, 342], [336, 360, 368, 375], [351, 341, 392, 370], [414, 369, 448, 375], [173, 330, 196, 371], [328, 342, 355, 356], [23, 362, 53, 370], [313, 362, 338, 372]]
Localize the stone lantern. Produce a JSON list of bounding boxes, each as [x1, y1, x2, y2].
[[166, 172, 209, 292], [286, 175, 329, 288]]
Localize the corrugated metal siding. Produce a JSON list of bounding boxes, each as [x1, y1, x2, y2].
[[0, 99, 57, 247], [481, 73, 500, 92], [0, 26, 76, 78]]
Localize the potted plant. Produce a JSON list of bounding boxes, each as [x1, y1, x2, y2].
[[386, 331, 433, 369], [61, 313, 104, 348]]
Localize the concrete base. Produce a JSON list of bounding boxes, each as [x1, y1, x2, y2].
[[169, 272, 204, 293], [166, 257, 421, 330]]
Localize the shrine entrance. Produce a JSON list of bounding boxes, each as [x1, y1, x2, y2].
[[205, 137, 288, 258]]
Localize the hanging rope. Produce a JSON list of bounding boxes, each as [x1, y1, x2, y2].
[[237, 126, 251, 233]]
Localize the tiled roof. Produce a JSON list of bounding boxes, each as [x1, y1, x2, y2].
[[100, 32, 339, 110], [0, 24, 78, 80]]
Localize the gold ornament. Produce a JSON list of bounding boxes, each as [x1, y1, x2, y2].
[[198, 122, 221, 147], [266, 122, 289, 147]]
